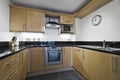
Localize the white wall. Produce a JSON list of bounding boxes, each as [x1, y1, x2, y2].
[[77, 0, 120, 41], [75, 18, 81, 41], [0, 0, 9, 32], [0, 0, 15, 41]]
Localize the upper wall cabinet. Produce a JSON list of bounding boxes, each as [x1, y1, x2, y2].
[[27, 10, 45, 32], [10, 7, 27, 32], [75, 0, 112, 19], [60, 14, 75, 25], [10, 6, 45, 33]]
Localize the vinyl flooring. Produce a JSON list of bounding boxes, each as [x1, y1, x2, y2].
[[26, 70, 82, 80]]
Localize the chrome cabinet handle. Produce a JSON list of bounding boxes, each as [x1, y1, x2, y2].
[[7, 70, 17, 80], [22, 52, 24, 64], [112, 56, 117, 72], [4, 58, 17, 68]]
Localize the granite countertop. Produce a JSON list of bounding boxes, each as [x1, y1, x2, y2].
[[76, 45, 120, 55], [1, 44, 120, 60], [0, 44, 74, 60]]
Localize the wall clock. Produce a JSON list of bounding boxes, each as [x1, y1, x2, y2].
[[91, 15, 102, 26]]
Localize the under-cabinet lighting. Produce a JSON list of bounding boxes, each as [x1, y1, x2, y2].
[[21, 32, 44, 39]]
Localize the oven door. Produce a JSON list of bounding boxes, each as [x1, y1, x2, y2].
[[45, 50, 62, 66]]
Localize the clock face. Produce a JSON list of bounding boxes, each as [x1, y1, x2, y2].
[[92, 15, 102, 26]]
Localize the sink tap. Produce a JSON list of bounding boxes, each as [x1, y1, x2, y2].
[[103, 40, 106, 48]]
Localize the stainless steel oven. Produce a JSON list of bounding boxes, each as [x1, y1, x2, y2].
[[45, 47, 62, 66]]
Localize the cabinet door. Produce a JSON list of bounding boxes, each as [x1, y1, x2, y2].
[[19, 49, 28, 80], [62, 47, 72, 68], [73, 47, 84, 75], [30, 47, 44, 72], [10, 7, 27, 32], [84, 50, 112, 80], [27, 10, 45, 32], [60, 14, 75, 25], [22, 49, 28, 80], [111, 54, 120, 80]]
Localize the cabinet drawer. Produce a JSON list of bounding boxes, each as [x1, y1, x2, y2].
[[0, 54, 19, 78], [3, 68, 18, 80]]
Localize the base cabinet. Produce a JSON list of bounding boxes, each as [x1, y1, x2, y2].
[[73, 47, 88, 79], [73, 47, 120, 80], [62, 47, 72, 68], [84, 50, 112, 80], [0, 49, 28, 80], [73, 47, 84, 75], [0, 52, 20, 80], [19, 49, 28, 80], [29, 47, 45, 72]]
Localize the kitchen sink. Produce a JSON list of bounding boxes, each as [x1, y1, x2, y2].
[[79, 45, 120, 52], [97, 47, 120, 52]]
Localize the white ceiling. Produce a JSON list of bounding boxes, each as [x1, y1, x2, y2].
[[10, 0, 91, 13]]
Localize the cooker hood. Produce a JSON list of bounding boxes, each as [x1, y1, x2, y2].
[[46, 16, 60, 29]]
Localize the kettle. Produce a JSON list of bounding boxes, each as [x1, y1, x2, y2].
[[9, 36, 17, 46]]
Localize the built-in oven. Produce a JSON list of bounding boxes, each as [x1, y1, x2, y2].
[[45, 47, 62, 66]]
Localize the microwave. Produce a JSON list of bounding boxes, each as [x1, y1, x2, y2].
[[61, 25, 72, 32]]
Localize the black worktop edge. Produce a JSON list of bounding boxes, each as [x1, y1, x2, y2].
[[1, 41, 120, 60], [0, 45, 75, 60]]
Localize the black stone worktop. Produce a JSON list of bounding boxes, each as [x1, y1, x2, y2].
[[0, 41, 120, 60], [0, 42, 75, 60]]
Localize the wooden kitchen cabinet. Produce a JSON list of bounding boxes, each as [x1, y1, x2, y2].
[[27, 10, 45, 32], [0, 49, 28, 80], [0, 52, 20, 80], [73, 47, 89, 79], [19, 49, 28, 80], [84, 49, 112, 80], [10, 6, 27, 32], [60, 14, 75, 25], [62, 47, 72, 68], [73, 47, 113, 80], [30, 47, 45, 72], [73, 47, 84, 76], [10, 6, 45, 32]]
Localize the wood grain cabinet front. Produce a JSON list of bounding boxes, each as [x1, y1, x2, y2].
[[73, 47, 84, 74], [62, 47, 72, 68], [27, 10, 45, 32], [19, 49, 28, 80], [10, 7, 27, 32], [73, 47, 114, 80], [0, 49, 28, 80], [84, 50, 112, 80], [0, 53, 19, 80], [73, 47, 88, 79], [10, 6, 45, 32], [29, 47, 45, 72], [60, 14, 75, 25]]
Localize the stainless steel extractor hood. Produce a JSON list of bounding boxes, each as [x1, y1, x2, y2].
[[45, 16, 60, 29]]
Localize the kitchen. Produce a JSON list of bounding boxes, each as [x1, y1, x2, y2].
[[0, 0, 120, 80]]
